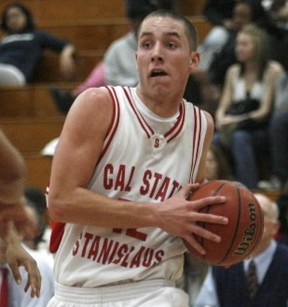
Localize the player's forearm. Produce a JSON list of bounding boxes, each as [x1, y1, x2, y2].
[[48, 187, 158, 229]]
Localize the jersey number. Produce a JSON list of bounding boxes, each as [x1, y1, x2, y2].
[[113, 228, 147, 241]]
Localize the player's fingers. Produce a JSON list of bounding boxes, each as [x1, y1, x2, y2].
[[9, 262, 22, 285], [23, 265, 41, 297], [190, 195, 226, 210], [188, 223, 222, 244], [193, 211, 229, 225], [183, 234, 205, 255]]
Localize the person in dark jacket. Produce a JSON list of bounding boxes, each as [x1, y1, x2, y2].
[[0, 2, 75, 86]]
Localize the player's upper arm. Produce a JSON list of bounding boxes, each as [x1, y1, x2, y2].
[[49, 87, 114, 193]]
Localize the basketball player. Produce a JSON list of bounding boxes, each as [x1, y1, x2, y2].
[[47, 10, 228, 307]]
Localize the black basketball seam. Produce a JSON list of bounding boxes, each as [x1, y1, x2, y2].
[[215, 183, 241, 265]]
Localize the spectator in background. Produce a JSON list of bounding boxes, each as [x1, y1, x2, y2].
[[200, 0, 240, 70], [195, 193, 288, 307], [199, 0, 267, 70], [207, 1, 253, 88], [212, 24, 282, 189], [194, 1, 266, 118], [0, 2, 75, 86], [268, 36, 288, 190]]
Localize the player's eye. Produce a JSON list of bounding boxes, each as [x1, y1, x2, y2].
[[167, 42, 177, 49], [141, 41, 153, 49]]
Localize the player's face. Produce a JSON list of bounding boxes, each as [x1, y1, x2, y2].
[[235, 32, 255, 63], [136, 16, 199, 97], [6, 7, 27, 33]]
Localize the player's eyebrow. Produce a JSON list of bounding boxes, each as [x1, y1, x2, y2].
[[140, 31, 181, 40]]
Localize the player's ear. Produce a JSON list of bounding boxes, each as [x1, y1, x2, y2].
[[189, 51, 200, 72]]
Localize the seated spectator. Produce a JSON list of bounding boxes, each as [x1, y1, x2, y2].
[[194, 193, 288, 307], [194, 1, 264, 117], [199, 0, 266, 70], [0, 2, 75, 86], [200, 0, 241, 68], [268, 36, 288, 190], [212, 24, 282, 189], [207, 1, 253, 88], [50, 0, 203, 114]]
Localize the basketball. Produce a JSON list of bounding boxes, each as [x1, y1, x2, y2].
[[184, 180, 264, 267]]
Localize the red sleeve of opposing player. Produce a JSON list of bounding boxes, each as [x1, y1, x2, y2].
[[49, 221, 65, 253]]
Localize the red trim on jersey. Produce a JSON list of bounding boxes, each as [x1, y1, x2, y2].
[[165, 102, 185, 143], [124, 87, 185, 143], [97, 86, 120, 162], [190, 106, 202, 182], [49, 221, 65, 253], [123, 87, 154, 138]]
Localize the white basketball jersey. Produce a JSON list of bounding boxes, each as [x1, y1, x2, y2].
[[52, 86, 208, 287]]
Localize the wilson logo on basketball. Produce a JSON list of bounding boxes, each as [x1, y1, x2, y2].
[[233, 202, 257, 256]]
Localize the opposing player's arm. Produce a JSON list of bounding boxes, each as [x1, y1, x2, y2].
[[0, 129, 26, 204]]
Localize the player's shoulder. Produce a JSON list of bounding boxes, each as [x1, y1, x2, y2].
[[65, 86, 115, 131], [72, 86, 113, 113]]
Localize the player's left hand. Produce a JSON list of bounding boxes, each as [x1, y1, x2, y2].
[[5, 239, 41, 297]]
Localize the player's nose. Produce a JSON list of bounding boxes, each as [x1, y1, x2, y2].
[[151, 42, 164, 63]]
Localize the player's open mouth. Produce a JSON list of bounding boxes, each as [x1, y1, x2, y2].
[[150, 69, 167, 77]]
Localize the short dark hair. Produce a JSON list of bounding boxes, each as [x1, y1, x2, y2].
[[0, 2, 36, 33], [137, 9, 198, 51]]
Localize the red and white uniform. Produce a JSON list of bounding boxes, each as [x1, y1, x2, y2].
[[50, 86, 208, 290]]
